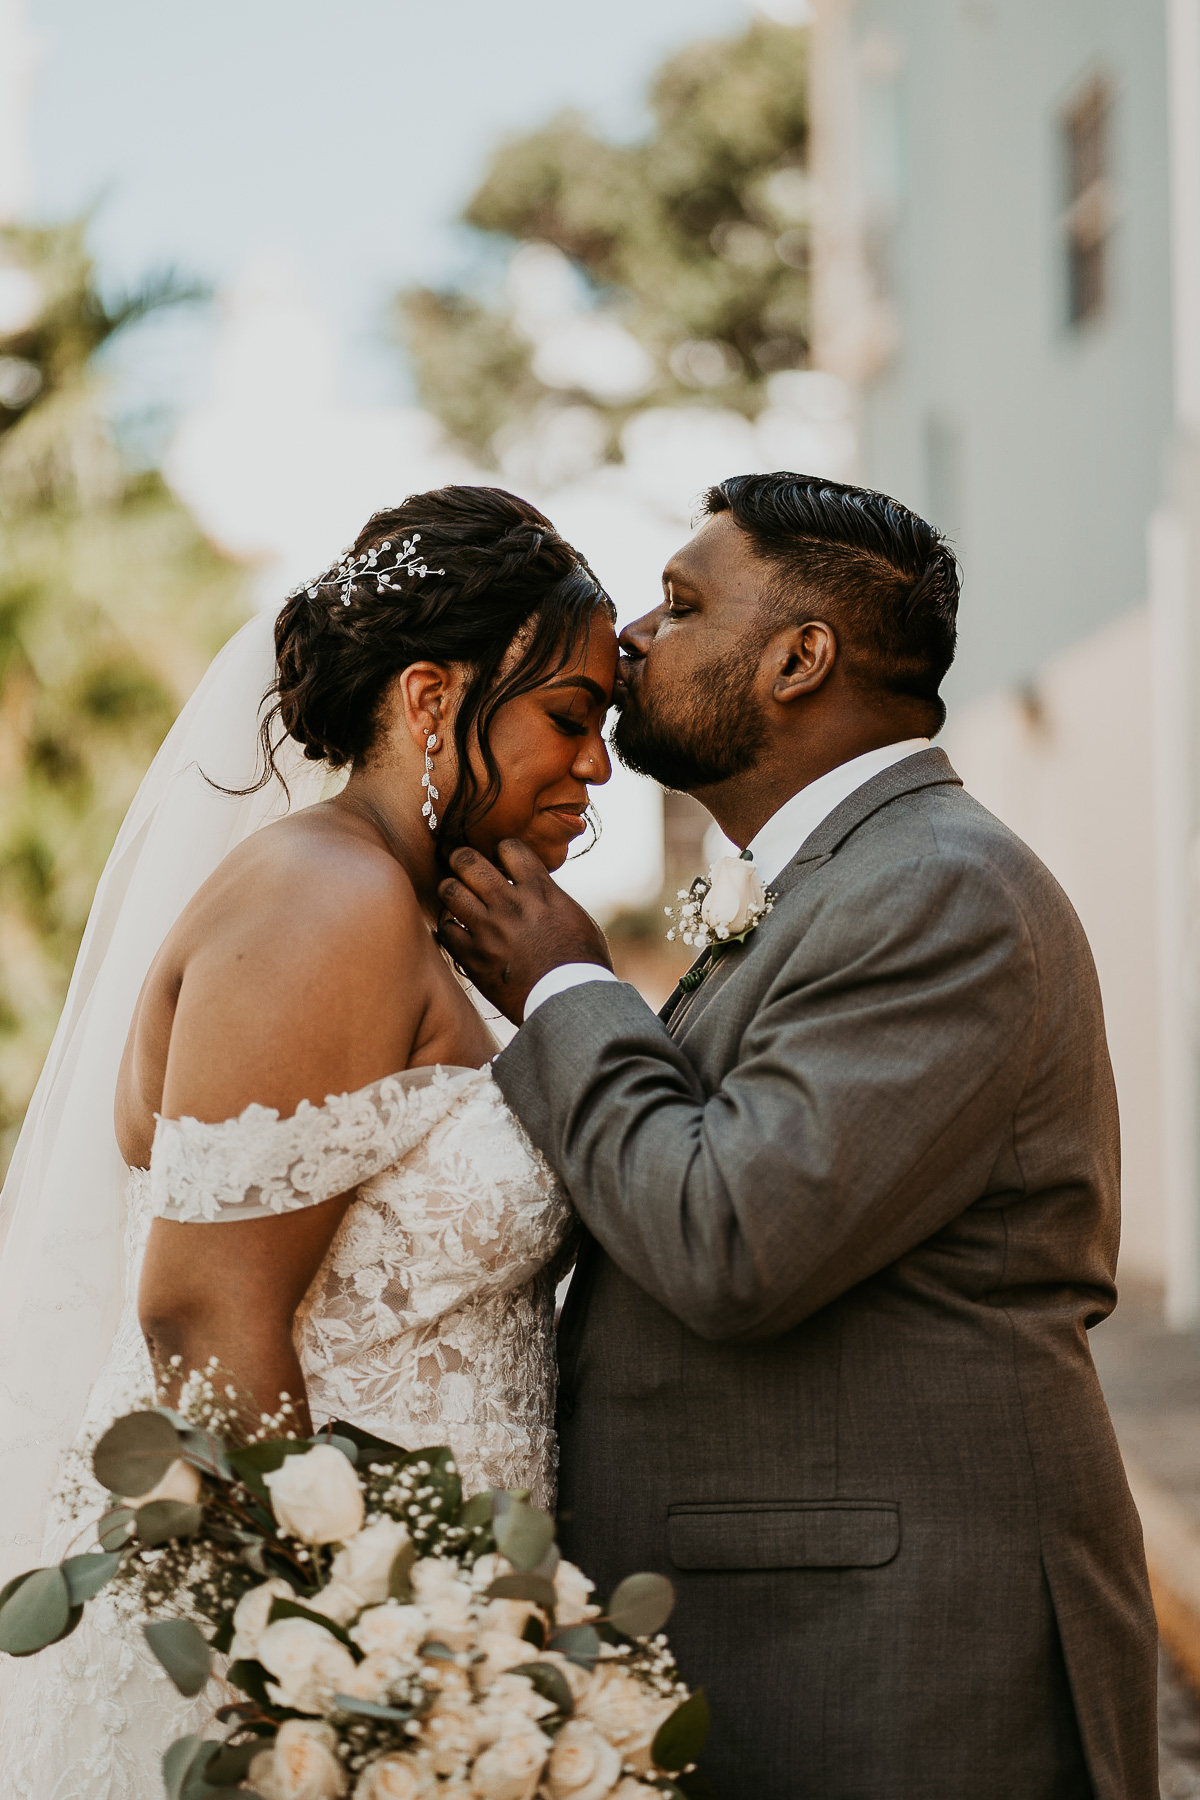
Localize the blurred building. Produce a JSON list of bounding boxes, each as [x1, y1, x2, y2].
[[810, 0, 1200, 1320]]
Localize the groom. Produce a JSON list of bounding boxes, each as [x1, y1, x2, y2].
[[438, 473, 1158, 1799]]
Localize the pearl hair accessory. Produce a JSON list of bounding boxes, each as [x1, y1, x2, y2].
[[296, 534, 445, 608], [422, 726, 440, 832]]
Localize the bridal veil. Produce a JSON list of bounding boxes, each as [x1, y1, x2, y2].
[[0, 605, 328, 1584]]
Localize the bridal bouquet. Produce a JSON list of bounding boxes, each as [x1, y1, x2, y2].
[[0, 1366, 711, 1800]]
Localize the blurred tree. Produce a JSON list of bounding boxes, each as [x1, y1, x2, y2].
[[0, 219, 248, 1166], [398, 17, 810, 460]]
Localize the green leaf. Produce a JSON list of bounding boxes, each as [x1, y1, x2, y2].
[[512, 1660, 575, 1715], [332, 1693, 415, 1722], [607, 1572, 675, 1639], [651, 1689, 710, 1773], [327, 1420, 408, 1460], [97, 1505, 136, 1551], [420, 1640, 455, 1661], [93, 1409, 180, 1496], [325, 1434, 358, 1465], [0, 1569, 35, 1613], [144, 1618, 212, 1697], [0, 1564, 71, 1654], [199, 1738, 266, 1785], [267, 1596, 355, 1649], [62, 1551, 122, 1605], [487, 1571, 557, 1609], [163, 1735, 205, 1800], [136, 1500, 204, 1546], [178, 1427, 233, 1483], [493, 1500, 555, 1572], [549, 1622, 600, 1669], [521, 1612, 546, 1649], [388, 1538, 417, 1601], [458, 1491, 496, 1532], [226, 1658, 277, 1712]]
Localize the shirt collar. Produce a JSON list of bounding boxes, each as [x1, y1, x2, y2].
[[747, 739, 931, 886]]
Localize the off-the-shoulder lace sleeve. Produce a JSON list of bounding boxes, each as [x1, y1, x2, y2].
[[149, 1065, 485, 1223]]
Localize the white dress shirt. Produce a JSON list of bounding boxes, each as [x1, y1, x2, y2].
[[522, 738, 930, 1020]]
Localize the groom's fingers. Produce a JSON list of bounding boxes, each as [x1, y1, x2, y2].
[[445, 845, 512, 902], [436, 875, 487, 928], [436, 913, 476, 961], [495, 837, 552, 885]]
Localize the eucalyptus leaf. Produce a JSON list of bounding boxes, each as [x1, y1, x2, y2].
[[549, 1622, 600, 1669], [388, 1539, 417, 1601], [226, 1659, 276, 1712], [267, 1596, 354, 1649], [420, 1640, 455, 1661], [62, 1551, 122, 1605], [487, 1571, 557, 1609], [607, 1571, 675, 1639], [144, 1618, 212, 1697], [163, 1735, 205, 1800], [458, 1491, 496, 1532], [521, 1613, 546, 1649], [178, 1427, 233, 1483], [651, 1689, 710, 1773], [327, 1419, 407, 1462], [226, 1438, 311, 1502], [97, 1505, 136, 1551], [93, 1409, 179, 1496], [511, 1660, 575, 1715], [325, 1434, 358, 1465], [199, 1738, 266, 1785], [493, 1501, 555, 1572], [332, 1693, 415, 1722], [136, 1499, 204, 1547], [0, 1569, 34, 1613], [0, 1565, 71, 1655]]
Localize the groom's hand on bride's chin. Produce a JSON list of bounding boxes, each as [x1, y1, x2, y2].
[[436, 839, 613, 1026]]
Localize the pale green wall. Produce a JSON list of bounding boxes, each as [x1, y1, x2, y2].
[[856, 0, 1173, 705]]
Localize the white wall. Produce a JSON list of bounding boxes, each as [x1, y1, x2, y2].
[[943, 604, 1165, 1282]]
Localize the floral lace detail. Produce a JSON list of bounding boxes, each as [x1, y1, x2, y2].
[[0, 1064, 572, 1798], [150, 1065, 483, 1221]]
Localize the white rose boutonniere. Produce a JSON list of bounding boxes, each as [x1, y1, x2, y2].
[[666, 850, 773, 991], [262, 1444, 365, 1545]]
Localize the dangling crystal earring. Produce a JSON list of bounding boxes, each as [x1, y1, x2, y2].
[[421, 726, 440, 832]]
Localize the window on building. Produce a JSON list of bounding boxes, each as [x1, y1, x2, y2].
[[1062, 76, 1114, 327]]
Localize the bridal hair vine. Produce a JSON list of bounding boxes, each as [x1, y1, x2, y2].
[[296, 534, 446, 607], [667, 848, 774, 992]]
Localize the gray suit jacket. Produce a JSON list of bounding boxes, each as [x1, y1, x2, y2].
[[493, 749, 1157, 1800]]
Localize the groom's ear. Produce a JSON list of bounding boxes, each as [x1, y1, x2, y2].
[[771, 620, 837, 706]]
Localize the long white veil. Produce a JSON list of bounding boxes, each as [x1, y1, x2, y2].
[[0, 605, 329, 1583]]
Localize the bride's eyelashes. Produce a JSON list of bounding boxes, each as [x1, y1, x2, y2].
[[550, 713, 589, 737]]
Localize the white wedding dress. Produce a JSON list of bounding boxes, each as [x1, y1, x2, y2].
[[0, 1060, 571, 1796]]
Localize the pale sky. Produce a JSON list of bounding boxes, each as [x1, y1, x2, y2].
[[28, 0, 754, 424]]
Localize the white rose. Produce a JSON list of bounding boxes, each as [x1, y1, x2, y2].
[[263, 1445, 364, 1546], [579, 1667, 675, 1774], [419, 1585, 475, 1652], [420, 1699, 481, 1776], [257, 1616, 359, 1714], [125, 1456, 203, 1509], [545, 1719, 622, 1800], [230, 1577, 296, 1660], [249, 1720, 349, 1800], [700, 854, 765, 938], [339, 1650, 403, 1703], [307, 1581, 364, 1628], [474, 1629, 535, 1689], [410, 1558, 470, 1604], [330, 1518, 410, 1606], [352, 1751, 435, 1799], [476, 1673, 555, 1745], [470, 1552, 505, 1593], [481, 1597, 537, 1639], [468, 1721, 549, 1800], [552, 1561, 599, 1627], [350, 1603, 427, 1660], [610, 1784, 662, 1798]]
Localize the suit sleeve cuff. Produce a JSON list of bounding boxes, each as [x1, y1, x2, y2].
[[523, 963, 619, 1022]]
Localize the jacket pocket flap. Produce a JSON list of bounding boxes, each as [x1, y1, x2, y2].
[[667, 1500, 900, 1571]]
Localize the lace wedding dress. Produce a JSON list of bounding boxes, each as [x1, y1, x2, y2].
[[0, 1061, 571, 1799]]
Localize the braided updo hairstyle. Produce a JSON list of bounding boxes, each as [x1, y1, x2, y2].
[[254, 486, 613, 851]]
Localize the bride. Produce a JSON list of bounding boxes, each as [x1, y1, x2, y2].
[[0, 484, 617, 1796]]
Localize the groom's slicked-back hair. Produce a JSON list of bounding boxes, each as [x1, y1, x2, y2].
[[701, 472, 960, 731]]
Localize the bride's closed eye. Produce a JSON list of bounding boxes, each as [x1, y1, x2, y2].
[[550, 713, 590, 737]]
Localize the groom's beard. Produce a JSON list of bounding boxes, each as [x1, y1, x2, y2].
[[611, 638, 769, 793]]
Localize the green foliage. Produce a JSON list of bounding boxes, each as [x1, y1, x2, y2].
[[398, 18, 810, 458], [93, 1408, 181, 1495], [144, 1617, 213, 1697], [607, 1570, 676, 1638], [651, 1688, 711, 1773], [0, 219, 248, 1174]]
